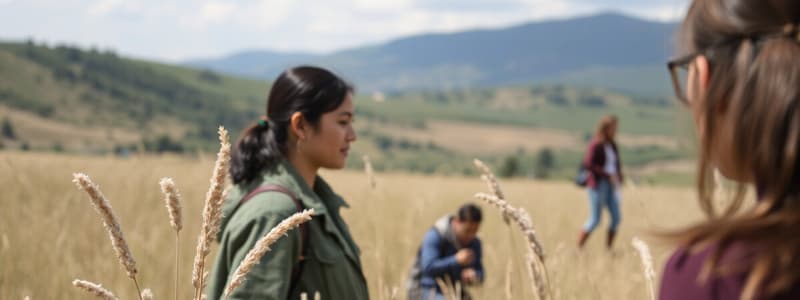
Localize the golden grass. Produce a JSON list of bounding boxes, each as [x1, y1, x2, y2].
[[631, 237, 656, 300], [473, 159, 548, 299], [159, 177, 183, 300], [141, 288, 154, 300], [72, 279, 120, 300], [192, 127, 230, 298], [160, 178, 183, 233], [363, 155, 376, 189], [71, 173, 139, 279], [0, 151, 709, 299]]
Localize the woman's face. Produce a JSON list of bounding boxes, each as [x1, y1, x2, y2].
[[301, 93, 357, 170]]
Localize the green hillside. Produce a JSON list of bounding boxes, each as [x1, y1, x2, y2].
[[0, 40, 266, 152], [0, 41, 693, 184]]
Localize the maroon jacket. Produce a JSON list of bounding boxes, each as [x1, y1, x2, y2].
[[582, 138, 624, 188], [660, 243, 800, 300]]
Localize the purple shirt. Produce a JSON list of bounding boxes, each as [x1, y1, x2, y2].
[[660, 243, 800, 300]]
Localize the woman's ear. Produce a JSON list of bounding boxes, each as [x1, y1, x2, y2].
[[696, 54, 729, 114], [289, 112, 307, 141], [696, 55, 711, 95]]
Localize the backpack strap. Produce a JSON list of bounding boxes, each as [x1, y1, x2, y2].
[[240, 184, 309, 296]]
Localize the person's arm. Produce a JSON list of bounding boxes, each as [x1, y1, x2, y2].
[[420, 230, 459, 276], [223, 213, 301, 300], [474, 240, 485, 283]]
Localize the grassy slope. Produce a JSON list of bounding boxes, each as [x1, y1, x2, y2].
[[0, 41, 693, 183], [0, 41, 267, 151]]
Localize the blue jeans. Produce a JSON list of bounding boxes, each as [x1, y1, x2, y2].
[[583, 178, 621, 232]]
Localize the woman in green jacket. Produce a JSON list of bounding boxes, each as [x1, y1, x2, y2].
[[206, 66, 369, 300]]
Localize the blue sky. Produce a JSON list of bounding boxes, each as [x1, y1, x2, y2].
[[0, 0, 689, 62]]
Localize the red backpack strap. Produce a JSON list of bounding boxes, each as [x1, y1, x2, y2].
[[240, 184, 309, 292]]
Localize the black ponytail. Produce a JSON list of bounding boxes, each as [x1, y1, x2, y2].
[[230, 66, 353, 185]]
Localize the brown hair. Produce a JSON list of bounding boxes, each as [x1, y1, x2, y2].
[[594, 115, 618, 142], [675, 0, 800, 298]]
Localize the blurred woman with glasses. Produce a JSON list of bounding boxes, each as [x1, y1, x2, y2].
[[661, 0, 800, 299]]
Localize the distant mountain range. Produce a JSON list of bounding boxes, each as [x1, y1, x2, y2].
[[186, 12, 678, 95]]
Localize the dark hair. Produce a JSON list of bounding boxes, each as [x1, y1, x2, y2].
[[230, 66, 354, 184], [673, 0, 800, 298], [456, 203, 482, 223]]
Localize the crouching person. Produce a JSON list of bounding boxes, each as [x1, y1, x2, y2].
[[408, 203, 485, 300]]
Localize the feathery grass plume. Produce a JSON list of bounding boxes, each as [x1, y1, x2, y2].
[[159, 178, 183, 232], [475, 192, 549, 300], [300, 293, 308, 300], [73, 172, 144, 299], [473, 159, 505, 199], [141, 288, 153, 300], [632, 237, 656, 300], [363, 155, 376, 189], [314, 291, 321, 300], [159, 177, 182, 300], [435, 278, 455, 300], [72, 279, 120, 300], [527, 252, 549, 300], [224, 209, 314, 297], [193, 126, 231, 299], [72, 173, 138, 279], [443, 276, 461, 300], [473, 159, 550, 299], [474, 193, 544, 260], [473, 159, 510, 224]]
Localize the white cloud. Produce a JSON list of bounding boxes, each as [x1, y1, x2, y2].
[[0, 0, 690, 61], [572, 0, 688, 21], [634, 4, 689, 21], [353, 0, 411, 13], [86, 0, 129, 17], [86, 0, 178, 19], [180, 1, 238, 28], [199, 2, 237, 23], [232, 0, 296, 30]]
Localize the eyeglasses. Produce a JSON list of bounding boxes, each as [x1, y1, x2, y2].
[[667, 52, 699, 106], [667, 28, 799, 106], [666, 33, 774, 106]]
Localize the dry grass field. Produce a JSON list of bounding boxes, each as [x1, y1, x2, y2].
[[367, 120, 681, 156], [0, 151, 713, 299]]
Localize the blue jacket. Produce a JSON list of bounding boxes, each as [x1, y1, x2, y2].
[[416, 215, 485, 290]]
